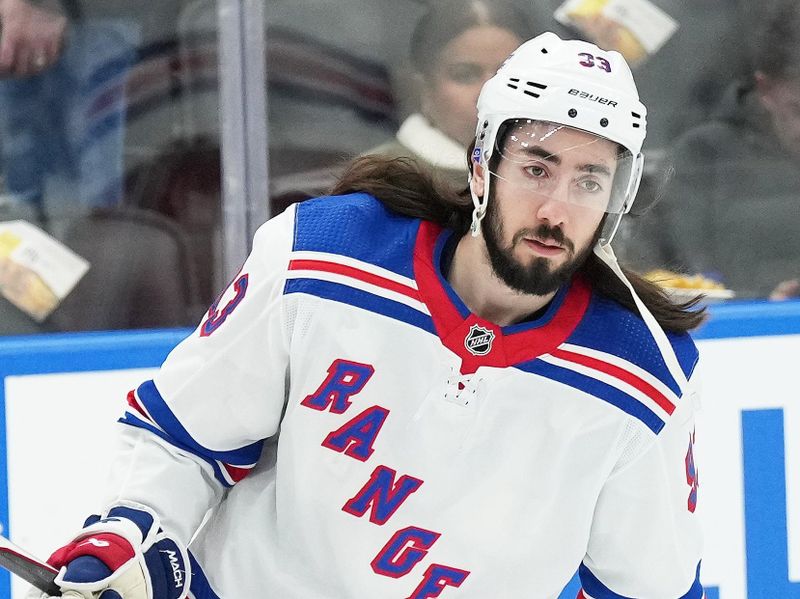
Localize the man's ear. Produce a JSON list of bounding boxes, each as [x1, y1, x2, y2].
[[470, 160, 486, 198]]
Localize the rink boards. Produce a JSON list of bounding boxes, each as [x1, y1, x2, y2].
[[1, 301, 799, 598]]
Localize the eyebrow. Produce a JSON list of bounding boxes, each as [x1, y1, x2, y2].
[[519, 145, 560, 165], [579, 163, 613, 177], [515, 145, 613, 177]]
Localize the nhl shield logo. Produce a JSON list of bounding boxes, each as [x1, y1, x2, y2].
[[464, 324, 495, 356]]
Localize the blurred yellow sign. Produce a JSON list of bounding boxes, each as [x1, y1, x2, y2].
[[555, 0, 678, 66], [0, 221, 89, 322]]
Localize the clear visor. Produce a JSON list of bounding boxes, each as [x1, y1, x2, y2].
[[489, 119, 637, 215]]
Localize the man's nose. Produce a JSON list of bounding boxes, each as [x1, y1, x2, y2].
[[534, 186, 569, 226]]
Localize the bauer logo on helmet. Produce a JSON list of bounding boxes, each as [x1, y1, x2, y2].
[[568, 88, 618, 106]]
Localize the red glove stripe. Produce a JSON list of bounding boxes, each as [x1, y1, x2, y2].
[[48, 533, 135, 570]]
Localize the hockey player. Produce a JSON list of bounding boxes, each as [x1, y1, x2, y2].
[[30, 32, 705, 598]]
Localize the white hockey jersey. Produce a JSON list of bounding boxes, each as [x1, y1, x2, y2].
[[109, 193, 704, 598]]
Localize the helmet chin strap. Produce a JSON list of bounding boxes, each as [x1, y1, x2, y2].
[[592, 241, 689, 392], [469, 161, 492, 237]]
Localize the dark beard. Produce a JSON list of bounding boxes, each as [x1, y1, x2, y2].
[[482, 195, 597, 296]]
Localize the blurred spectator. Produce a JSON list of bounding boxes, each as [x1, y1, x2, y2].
[[170, 0, 411, 216], [129, 0, 420, 304], [263, 0, 411, 208], [0, 0, 138, 221], [265, 1, 402, 170], [0, 0, 205, 333], [369, 0, 535, 188], [656, 0, 800, 299]]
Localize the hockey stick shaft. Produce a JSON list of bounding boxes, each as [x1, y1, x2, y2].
[[0, 534, 60, 595]]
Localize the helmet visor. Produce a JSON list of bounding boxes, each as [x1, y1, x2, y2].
[[489, 119, 638, 215]]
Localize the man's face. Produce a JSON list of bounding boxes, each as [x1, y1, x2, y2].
[[473, 121, 618, 295]]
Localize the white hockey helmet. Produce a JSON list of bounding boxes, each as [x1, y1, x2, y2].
[[469, 32, 647, 242]]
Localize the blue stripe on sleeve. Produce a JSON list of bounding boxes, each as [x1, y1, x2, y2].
[[119, 411, 234, 487], [119, 380, 264, 487], [579, 564, 634, 599], [136, 380, 263, 466], [579, 562, 704, 599]]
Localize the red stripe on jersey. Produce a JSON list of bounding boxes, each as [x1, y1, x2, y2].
[[222, 462, 253, 484], [576, 590, 588, 599], [288, 259, 420, 301], [126, 389, 152, 421], [551, 348, 676, 415]]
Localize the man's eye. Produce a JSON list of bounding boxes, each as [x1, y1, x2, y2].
[[580, 179, 602, 192], [524, 165, 546, 177]]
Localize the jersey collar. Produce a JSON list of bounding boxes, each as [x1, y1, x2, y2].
[[413, 220, 591, 374]]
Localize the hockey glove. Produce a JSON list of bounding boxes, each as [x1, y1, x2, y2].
[[34, 501, 190, 599]]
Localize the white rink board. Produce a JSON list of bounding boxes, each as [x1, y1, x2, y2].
[[2, 333, 800, 598], [692, 334, 800, 597], [5, 368, 157, 599]]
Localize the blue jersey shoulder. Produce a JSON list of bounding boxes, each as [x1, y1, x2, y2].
[[293, 193, 420, 279], [567, 291, 700, 397]]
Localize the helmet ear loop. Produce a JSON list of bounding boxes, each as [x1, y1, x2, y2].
[[470, 169, 492, 237]]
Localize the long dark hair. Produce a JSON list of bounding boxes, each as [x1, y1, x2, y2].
[[330, 155, 706, 334]]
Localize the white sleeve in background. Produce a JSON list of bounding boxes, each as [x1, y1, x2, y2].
[[580, 377, 704, 599], [103, 206, 297, 544]]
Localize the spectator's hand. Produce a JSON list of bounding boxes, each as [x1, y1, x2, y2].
[[0, 0, 66, 78], [769, 279, 800, 300]]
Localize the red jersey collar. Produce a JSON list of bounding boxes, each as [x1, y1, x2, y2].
[[413, 220, 591, 374]]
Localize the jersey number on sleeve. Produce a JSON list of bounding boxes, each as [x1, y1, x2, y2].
[[200, 273, 249, 337]]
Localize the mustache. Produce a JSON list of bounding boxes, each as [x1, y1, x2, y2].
[[512, 224, 574, 253]]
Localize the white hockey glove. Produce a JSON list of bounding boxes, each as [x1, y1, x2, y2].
[[33, 502, 190, 599]]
